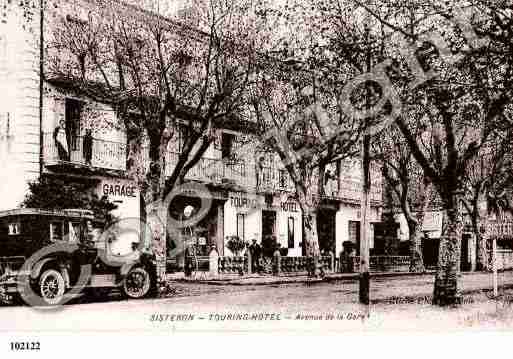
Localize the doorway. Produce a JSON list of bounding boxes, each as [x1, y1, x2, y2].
[[317, 208, 336, 254], [461, 233, 472, 272], [262, 210, 276, 239], [422, 237, 440, 270]]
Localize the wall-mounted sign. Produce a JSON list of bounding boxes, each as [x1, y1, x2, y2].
[[229, 192, 262, 209], [422, 211, 443, 232], [102, 182, 137, 198], [486, 221, 513, 238], [281, 201, 298, 212]]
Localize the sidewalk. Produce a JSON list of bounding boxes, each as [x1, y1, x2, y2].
[[167, 270, 435, 285], [164, 270, 513, 307], [166, 270, 513, 296]]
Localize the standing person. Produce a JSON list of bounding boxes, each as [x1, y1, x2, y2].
[[254, 154, 265, 189], [324, 168, 337, 197], [83, 128, 93, 165], [54, 119, 69, 161], [249, 238, 262, 273]]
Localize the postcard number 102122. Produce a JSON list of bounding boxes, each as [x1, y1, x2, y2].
[[10, 342, 41, 351]]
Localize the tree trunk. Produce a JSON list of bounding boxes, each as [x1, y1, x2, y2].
[[473, 213, 489, 271], [303, 209, 320, 256], [433, 191, 463, 306], [407, 218, 425, 272], [126, 136, 145, 185], [410, 179, 429, 272], [302, 205, 321, 277], [143, 131, 171, 281]]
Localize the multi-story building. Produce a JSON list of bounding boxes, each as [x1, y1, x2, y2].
[[0, 0, 383, 258]]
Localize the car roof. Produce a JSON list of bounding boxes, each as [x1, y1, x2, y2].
[[0, 208, 95, 220]]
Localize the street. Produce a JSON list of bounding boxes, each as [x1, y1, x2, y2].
[[2, 272, 513, 332]]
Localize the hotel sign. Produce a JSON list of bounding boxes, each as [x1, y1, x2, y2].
[[486, 221, 513, 238], [229, 192, 263, 209], [229, 192, 300, 213], [281, 201, 299, 212]]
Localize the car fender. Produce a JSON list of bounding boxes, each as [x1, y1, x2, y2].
[[119, 260, 140, 278], [30, 257, 57, 280]]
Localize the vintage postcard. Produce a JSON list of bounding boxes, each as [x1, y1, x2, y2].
[[1, 0, 513, 351]]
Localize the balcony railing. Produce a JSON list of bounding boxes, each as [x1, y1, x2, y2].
[[164, 152, 297, 192], [339, 179, 383, 203], [164, 152, 382, 203], [43, 133, 126, 171]]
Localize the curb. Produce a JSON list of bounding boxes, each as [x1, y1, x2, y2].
[[170, 269, 513, 287], [172, 270, 438, 286]]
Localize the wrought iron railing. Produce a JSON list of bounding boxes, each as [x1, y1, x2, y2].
[[347, 256, 410, 273], [43, 133, 126, 171], [164, 151, 382, 203], [488, 250, 513, 270], [165, 152, 295, 191]]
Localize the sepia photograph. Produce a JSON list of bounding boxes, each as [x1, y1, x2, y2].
[[1, 0, 513, 349]]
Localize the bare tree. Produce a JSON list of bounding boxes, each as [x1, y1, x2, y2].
[[374, 126, 436, 272], [46, 0, 260, 264], [249, 0, 392, 277], [463, 136, 513, 271], [355, 0, 513, 305]]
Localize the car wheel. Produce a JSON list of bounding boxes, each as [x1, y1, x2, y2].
[[123, 267, 151, 299], [38, 269, 65, 306]]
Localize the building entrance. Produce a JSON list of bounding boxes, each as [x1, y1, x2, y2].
[[317, 208, 336, 254], [262, 210, 276, 240]]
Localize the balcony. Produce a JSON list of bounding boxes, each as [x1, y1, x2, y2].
[[163, 152, 382, 204], [43, 133, 127, 172], [339, 178, 383, 204], [165, 152, 295, 192]]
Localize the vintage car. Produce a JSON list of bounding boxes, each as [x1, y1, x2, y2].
[[0, 208, 157, 305]]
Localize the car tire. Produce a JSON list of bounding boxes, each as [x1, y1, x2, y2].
[[38, 269, 65, 306], [122, 267, 152, 299]]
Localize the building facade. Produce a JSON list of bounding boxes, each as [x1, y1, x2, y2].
[[0, 0, 383, 259]]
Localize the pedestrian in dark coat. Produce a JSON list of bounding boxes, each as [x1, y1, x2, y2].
[[249, 238, 262, 273], [83, 128, 93, 165]]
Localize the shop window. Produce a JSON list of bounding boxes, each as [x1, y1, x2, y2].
[[349, 221, 360, 254], [288, 217, 295, 249], [236, 213, 245, 241]]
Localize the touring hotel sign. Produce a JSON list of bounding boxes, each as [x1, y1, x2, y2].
[[228, 192, 299, 212]]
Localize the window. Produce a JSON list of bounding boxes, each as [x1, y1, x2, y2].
[[349, 221, 360, 254], [50, 222, 64, 242], [176, 125, 185, 153], [65, 98, 82, 150], [221, 132, 235, 159], [370, 223, 374, 250], [69, 222, 81, 243], [66, 14, 88, 26], [279, 169, 287, 189], [0, 112, 11, 140], [8, 222, 20, 235], [288, 217, 295, 249], [236, 213, 245, 241]]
